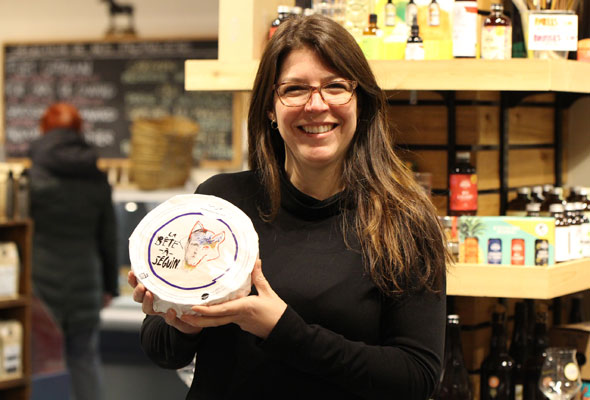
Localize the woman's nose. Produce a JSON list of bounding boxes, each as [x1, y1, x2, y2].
[[304, 90, 329, 112]]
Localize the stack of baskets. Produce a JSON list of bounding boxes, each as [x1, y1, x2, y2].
[[130, 116, 199, 190]]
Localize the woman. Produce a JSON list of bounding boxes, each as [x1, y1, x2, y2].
[[30, 102, 118, 400], [130, 14, 448, 400]]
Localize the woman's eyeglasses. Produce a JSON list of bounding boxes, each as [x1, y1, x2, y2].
[[273, 80, 357, 107]]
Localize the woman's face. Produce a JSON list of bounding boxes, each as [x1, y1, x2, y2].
[[271, 47, 358, 176]]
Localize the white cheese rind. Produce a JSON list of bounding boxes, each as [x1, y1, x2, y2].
[[129, 194, 259, 315]]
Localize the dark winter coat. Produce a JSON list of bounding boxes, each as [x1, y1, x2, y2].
[[29, 128, 118, 333]]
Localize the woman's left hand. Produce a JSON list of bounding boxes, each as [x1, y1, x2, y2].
[[181, 259, 287, 339]]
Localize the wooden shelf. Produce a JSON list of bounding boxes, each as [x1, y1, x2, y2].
[[0, 296, 29, 310], [447, 258, 590, 299], [185, 59, 590, 93]]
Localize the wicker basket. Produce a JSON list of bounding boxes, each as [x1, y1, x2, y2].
[[130, 116, 199, 190]]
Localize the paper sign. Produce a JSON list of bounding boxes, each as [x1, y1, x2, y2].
[[528, 12, 578, 51]]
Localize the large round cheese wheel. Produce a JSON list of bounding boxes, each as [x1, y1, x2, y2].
[[129, 194, 259, 315]]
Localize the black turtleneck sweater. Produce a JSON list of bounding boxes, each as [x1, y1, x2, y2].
[[140, 171, 445, 400]]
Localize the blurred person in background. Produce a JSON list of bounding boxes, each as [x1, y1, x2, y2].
[[29, 102, 118, 400]]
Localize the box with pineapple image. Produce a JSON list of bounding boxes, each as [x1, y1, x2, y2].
[[458, 216, 555, 266]]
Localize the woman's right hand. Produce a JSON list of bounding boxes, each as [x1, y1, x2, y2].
[[128, 270, 203, 335]]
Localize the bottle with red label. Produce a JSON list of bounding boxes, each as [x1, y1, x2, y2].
[[449, 151, 478, 216], [511, 238, 526, 265]]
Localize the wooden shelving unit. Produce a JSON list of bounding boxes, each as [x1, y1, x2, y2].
[[186, 58, 590, 93], [448, 258, 590, 299], [0, 220, 32, 400]]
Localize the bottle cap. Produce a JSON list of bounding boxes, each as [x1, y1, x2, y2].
[[517, 187, 531, 195], [491, 3, 503, 11]]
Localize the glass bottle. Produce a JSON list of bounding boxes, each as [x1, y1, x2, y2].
[[449, 151, 478, 216], [481, 3, 512, 59], [524, 307, 550, 400], [480, 310, 514, 400], [510, 302, 530, 400], [405, 0, 418, 27], [531, 186, 544, 203], [385, 0, 396, 27], [540, 187, 565, 217], [269, 5, 291, 39], [362, 13, 382, 59], [436, 314, 472, 400], [566, 186, 583, 203], [429, 0, 440, 26], [14, 169, 29, 220], [405, 16, 424, 60], [506, 187, 532, 217], [542, 184, 554, 201], [452, 0, 478, 57], [551, 203, 570, 263], [345, 0, 370, 38]]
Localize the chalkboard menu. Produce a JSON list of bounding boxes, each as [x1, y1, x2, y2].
[[3, 39, 236, 165]]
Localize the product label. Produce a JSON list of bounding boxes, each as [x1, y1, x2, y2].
[[535, 239, 549, 266], [405, 42, 425, 60], [452, 1, 478, 57], [487, 238, 503, 264], [515, 384, 524, 400], [449, 174, 478, 211], [481, 26, 512, 59], [511, 238, 525, 265], [569, 224, 583, 259], [2, 343, 20, 374], [555, 225, 569, 262]]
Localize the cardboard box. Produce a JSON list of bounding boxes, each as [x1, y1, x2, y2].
[[549, 322, 590, 380], [0, 320, 22, 381], [0, 242, 20, 299], [458, 216, 555, 266]]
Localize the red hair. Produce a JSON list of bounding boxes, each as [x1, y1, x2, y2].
[[40, 102, 82, 134]]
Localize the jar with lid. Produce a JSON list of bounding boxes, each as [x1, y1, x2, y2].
[[550, 203, 570, 262], [449, 151, 478, 216], [506, 187, 532, 216]]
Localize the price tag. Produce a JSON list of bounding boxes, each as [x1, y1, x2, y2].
[[528, 11, 578, 51]]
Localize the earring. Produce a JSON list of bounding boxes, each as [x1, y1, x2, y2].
[[270, 120, 278, 130]]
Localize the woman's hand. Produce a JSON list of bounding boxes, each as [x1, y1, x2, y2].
[[127, 270, 202, 335], [182, 260, 287, 339]]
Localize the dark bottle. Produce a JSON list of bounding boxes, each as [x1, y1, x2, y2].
[[530, 186, 544, 203], [436, 314, 472, 400], [269, 5, 291, 39], [480, 310, 514, 400], [506, 187, 532, 217], [541, 184, 554, 200], [510, 302, 529, 400], [5, 170, 14, 220], [405, 16, 425, 60], [540, 187, 564, 217], [449, 151, 478, 216], [567, 186, 583, 203], [14, 169, 29, 219], [523, 308, 549, 400], [569, 296, 584, 323]]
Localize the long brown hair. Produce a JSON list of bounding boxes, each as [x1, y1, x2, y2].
[[248, 14, 449, 295]]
